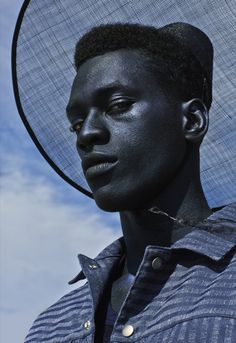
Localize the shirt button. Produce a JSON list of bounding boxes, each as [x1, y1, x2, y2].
[[84, 320, 91, 330], [152, 256, 163, 270], [122, 324, 134, 337], [88, 263, 97, 269]]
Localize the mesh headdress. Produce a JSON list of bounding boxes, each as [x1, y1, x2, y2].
[[12, 0, 236, 208]]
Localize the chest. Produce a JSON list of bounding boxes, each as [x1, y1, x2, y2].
[[110, 273, 135, 313]]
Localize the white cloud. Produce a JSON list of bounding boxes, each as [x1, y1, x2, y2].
[[0, 154, 121, 343]]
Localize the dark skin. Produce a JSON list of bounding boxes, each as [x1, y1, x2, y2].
[[67, 49, 212, 312]]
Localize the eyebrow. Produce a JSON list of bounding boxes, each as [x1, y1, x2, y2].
[[66, 81, 134, 117]]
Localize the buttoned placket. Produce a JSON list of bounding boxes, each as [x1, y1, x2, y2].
[[110, 246, 172, 342], [74, 247, 171, 342]]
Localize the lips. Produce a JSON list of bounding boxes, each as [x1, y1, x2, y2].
[[82, 152, 118, 179]]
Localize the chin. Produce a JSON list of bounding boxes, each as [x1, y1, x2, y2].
[[92, 188, 129, 212], [92, 186, 156, 212], [93, 192, 125, 212]]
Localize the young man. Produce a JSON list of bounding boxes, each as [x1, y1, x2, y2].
[[25, 23, 236, 343]]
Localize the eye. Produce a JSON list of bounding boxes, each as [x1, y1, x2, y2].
[[69, 118, 84, 134], [107, 99, 134, 114]]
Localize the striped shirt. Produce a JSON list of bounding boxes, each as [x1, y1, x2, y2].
[[25, 203, 236, 342]]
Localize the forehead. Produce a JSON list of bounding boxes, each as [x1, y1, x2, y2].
[[69, 50, 161, 104], [77, 50, 146, 84]]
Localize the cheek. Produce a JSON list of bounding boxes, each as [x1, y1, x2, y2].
[[149, 127, 186, 173], [124, 114, 185, 163], [146, 106, 185, 158], [127, 120, 186, 191]]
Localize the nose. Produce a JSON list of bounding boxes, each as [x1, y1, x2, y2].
[[77, 110, 109, 151]]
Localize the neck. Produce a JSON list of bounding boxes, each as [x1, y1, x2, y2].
[[119, 149, 211, 275]]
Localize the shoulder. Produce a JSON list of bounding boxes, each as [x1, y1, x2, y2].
[[24, 282, 91, 343]]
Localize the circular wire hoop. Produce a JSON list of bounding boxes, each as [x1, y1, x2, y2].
[[12, 0, 236, 208]]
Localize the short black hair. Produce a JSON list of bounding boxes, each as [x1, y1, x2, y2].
[[74, 23, 211, 109]]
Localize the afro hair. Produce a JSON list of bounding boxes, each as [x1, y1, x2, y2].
[[74, 23, 211, 109]]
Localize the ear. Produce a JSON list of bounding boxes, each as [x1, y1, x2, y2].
[[181, 98, 209, 143]]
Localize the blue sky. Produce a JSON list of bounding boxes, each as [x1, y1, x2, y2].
[[0, 1, 120, 342]]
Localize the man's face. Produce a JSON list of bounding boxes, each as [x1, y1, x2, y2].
[[67, 50, 187, 211]]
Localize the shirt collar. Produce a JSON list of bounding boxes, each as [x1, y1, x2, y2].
[[164, 202, 236, 259], [171, 227, 235, 260], [68, 237, 125, 284], [69, 203, 236, 284]]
